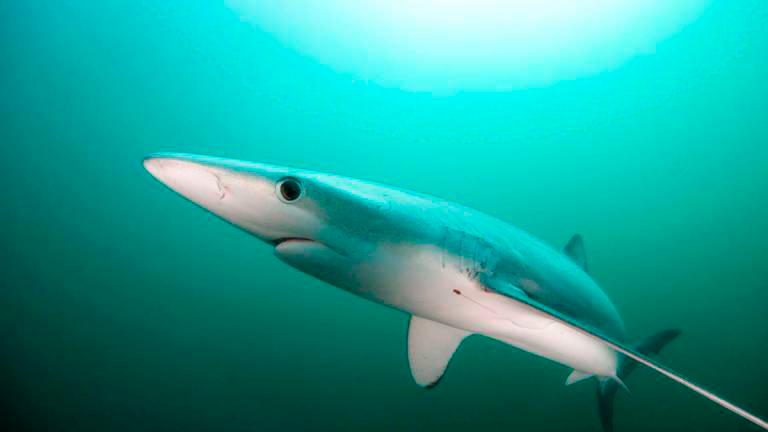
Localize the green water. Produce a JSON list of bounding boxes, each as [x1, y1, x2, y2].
[[2, 2, 768, 431]]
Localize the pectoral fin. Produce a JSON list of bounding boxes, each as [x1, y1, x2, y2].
[[407, 316, 470, 388]]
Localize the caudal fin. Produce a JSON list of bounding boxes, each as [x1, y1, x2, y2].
[[597, 329, 681, 432], [483, 274, 768, 430]]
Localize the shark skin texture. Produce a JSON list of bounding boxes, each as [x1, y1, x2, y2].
[[144, 153, 767, 431]]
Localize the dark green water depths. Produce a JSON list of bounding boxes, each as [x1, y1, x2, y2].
[[2, 2, 768, 431]]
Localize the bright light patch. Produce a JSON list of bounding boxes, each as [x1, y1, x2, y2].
[[227, 0, 710, 92]]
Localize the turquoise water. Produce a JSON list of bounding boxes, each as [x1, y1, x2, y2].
[[2, 2, 768, 431]]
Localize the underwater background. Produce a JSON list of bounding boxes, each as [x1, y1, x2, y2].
[[2, 1, 768, 431]]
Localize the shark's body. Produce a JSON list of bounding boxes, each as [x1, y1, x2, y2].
[[277, 178, 624, 379], [144, 153, 766, 430]]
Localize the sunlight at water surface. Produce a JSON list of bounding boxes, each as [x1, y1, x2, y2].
[[228, 0, 711, 91]]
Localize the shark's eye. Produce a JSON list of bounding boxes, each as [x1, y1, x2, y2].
[[277, 177, 303, 203]]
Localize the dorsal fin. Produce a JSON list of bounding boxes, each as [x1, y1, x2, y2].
[[564, 234, 588, 272], [407, 316, 470, 388]]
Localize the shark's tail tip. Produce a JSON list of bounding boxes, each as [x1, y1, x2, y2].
[[597, 328, 682, 432]]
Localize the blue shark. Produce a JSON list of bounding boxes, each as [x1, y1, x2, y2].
[[144, 153, 766, 431]]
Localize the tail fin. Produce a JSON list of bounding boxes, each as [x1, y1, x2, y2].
[[597, 329, 682, 432], [483, 274, 768, 430]]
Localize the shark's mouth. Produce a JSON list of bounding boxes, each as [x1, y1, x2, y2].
[[273, 237, 351, 259], [271, 237, 315, 247]]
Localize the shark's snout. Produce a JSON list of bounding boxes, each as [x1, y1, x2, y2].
[[143, 153, 321, 246], [144, 156, 227, 206], [143, 153, 272, 226]]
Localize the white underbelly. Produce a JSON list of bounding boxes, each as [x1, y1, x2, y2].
[[352, 244, 618, 377]]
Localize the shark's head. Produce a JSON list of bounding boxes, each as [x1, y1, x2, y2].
[[143, 153, 404, 259]]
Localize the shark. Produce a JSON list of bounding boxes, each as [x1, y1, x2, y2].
[[143, 153, 766, 431]]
